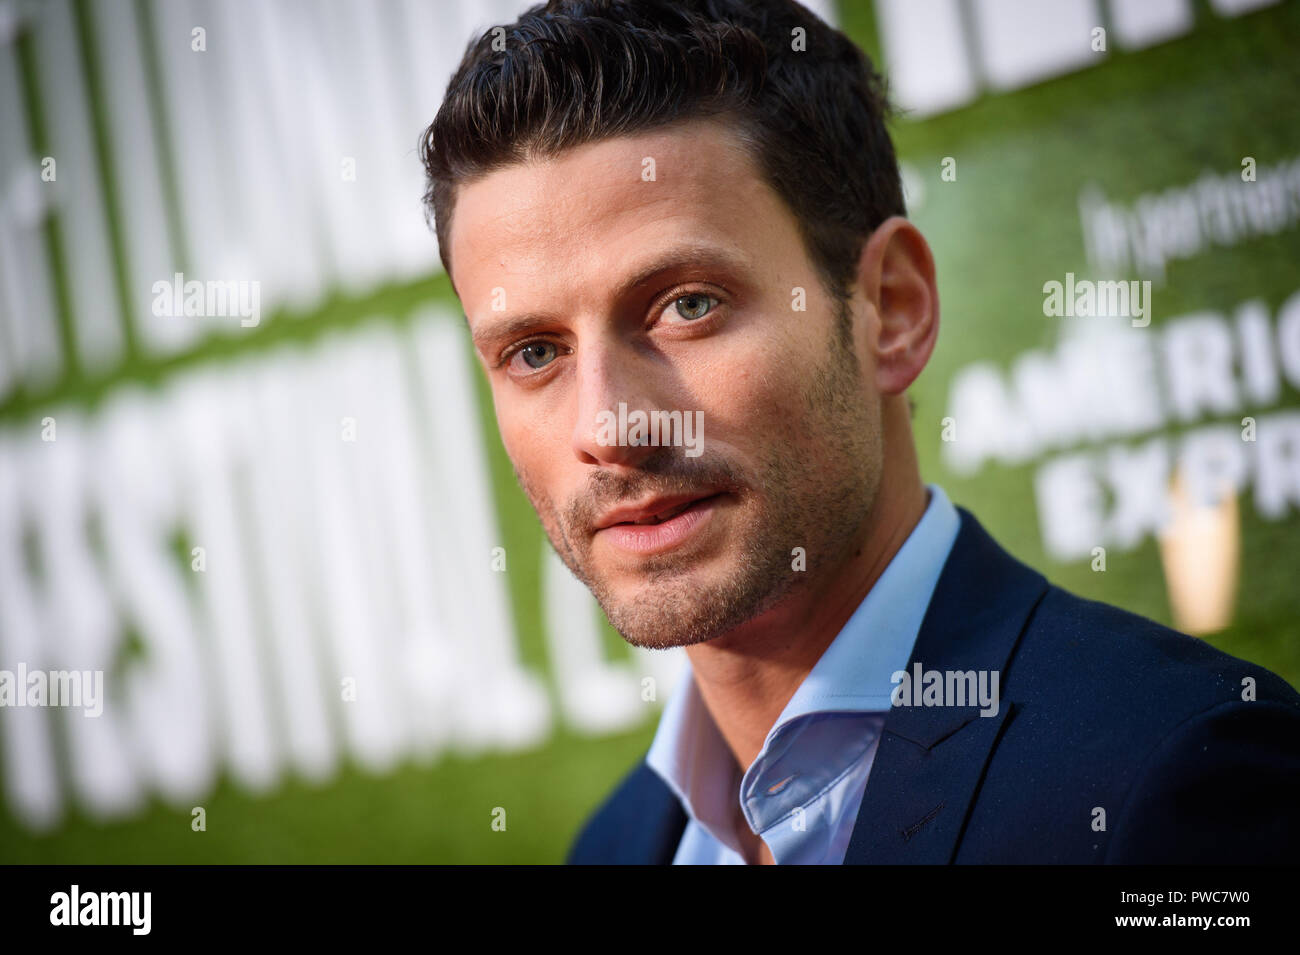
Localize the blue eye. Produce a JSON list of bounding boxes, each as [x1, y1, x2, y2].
[[672, 293, 716, 320], [514, 341, 558, 370]]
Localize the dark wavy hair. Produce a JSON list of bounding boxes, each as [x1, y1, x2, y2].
[[418, 0, 905, 304]]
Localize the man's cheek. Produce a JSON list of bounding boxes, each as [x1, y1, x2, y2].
[[499, 413, 546, 473], [708, 351, 801, 425]]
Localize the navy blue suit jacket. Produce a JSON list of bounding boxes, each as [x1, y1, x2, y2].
[[567, 506, 1300, 864]]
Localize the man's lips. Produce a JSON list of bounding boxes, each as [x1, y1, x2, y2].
[[592, 492, 725, 556], [593, 491, 723, 531]]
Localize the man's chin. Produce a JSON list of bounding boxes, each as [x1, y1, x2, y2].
[[593, 564, 794, 651]]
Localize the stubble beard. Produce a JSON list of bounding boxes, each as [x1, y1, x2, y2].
[[517, 306, 881, 650]]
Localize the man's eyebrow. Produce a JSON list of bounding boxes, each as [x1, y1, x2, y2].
[[612, 243, 751, 300], [470, 313, 552, 353], [469, 243, 750, 352]]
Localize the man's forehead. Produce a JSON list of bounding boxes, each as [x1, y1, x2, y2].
[[447, 118, 769, 290]]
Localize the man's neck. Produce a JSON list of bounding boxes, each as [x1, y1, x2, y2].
[[683, 473, 929, 778]]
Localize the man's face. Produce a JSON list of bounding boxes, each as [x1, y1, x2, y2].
[[450, 118, 884, 649]]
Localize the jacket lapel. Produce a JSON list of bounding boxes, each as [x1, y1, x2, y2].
[[843, 507, 1048, 864]]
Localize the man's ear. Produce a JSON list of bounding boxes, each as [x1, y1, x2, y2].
[[856, 216, 939, 396]]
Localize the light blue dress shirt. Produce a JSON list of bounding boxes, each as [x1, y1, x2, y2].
[[644, 483, 962, 864]]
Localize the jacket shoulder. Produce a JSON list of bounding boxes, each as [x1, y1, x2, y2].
[[566, 759, 687, 865], [1024, 583, 1300, 711], [961, 579, 1300, 862]]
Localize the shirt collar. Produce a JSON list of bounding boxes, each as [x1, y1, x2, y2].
[[645, 484, 962, 846], [770, 482, 962, 720]]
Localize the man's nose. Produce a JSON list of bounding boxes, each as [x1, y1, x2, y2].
[[569, 339, 659, 468]]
